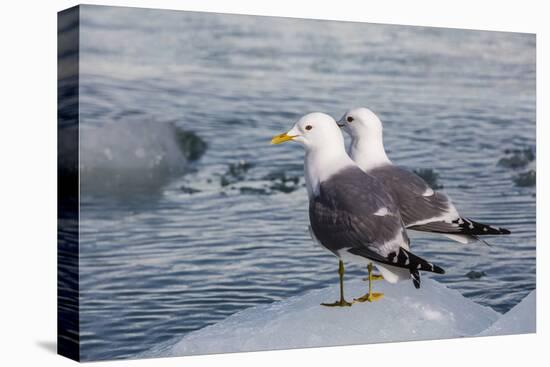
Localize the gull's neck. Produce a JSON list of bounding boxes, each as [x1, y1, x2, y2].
[[304, 146, 354, 198], [349, 133, 391, 172]]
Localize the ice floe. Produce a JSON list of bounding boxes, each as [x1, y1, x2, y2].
[[146, 278, 524, 357]]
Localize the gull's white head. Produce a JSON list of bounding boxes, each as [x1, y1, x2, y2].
[[337, 107, 391, 170], [337, 107, 383, 139], [271, 112, 345, 152], [271, 112, 353, 197]]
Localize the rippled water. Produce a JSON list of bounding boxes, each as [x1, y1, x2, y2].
[[72, 5, 535, 361]]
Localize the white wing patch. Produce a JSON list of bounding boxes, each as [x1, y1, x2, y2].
[[373, 207, 390, 216], [422, 187, 435, 197]]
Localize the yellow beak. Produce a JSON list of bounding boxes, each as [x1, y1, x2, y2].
[[271, 132, 296, 145]]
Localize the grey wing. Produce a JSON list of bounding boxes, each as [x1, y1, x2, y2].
[[370, 166, 511, 237], [369, 165, 459, 228], [309, 167, 409, 260]]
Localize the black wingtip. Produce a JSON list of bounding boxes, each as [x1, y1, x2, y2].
[[411, 270, 421, 289], [499, 227, 512, 235], [461, 218, 512, 236], [398, 248, 445, 275]]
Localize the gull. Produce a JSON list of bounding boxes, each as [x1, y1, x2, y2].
[[272, 112, 444, 306], [338, 107, 511, 244]]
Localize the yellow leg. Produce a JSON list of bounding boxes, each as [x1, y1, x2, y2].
[[354, 263, 384, 303], [321, 260, 352, 307], [362, 265, 384, 282]]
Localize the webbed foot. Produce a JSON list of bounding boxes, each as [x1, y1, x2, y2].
[[321, 299, 353, 307], [354, 292, 384, 303]]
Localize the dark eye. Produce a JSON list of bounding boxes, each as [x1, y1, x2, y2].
[[305, 125, 313, 131], [347, 116, 354, 123]]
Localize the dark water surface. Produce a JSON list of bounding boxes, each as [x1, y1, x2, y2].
[[73, 5, 535, 361]]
